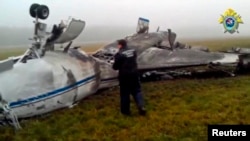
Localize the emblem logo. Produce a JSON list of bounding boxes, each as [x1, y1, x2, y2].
[[218, 8, 243, 34]]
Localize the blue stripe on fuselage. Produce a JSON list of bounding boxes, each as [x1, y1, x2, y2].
[[9, 75, 96, 108]]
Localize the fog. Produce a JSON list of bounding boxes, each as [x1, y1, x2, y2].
[[0, 0, 249, 47]]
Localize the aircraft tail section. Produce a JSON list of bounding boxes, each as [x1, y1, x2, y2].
[[136, 17, 150, 34], [53, 18, 86, 44]]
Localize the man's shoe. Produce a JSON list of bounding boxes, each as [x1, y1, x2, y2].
[[138, 107, 146, 116]]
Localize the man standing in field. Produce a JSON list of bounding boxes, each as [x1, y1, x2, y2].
[[112, 39, 146, 116]]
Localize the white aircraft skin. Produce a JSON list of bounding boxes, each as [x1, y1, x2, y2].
[[0, 50, 93, 119], [0, 49, 118, 120]]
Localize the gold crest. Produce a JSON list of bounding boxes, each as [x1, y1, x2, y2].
[[218, 8, 243, 34]]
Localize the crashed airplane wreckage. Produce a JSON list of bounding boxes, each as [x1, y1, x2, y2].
[[0, 4, 111, 129], [93, 17, 250, 80], [0, 4, 250, 129]]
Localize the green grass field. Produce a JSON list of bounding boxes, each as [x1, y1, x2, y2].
[[0, 48, 26, 60], [0, 38, 250, 141], [183, 37, 250, 51]]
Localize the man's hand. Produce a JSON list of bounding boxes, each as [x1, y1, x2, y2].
[[110, 60, 114, 64]]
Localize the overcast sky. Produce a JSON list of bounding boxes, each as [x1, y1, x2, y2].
[[0, 0, 249, 38]]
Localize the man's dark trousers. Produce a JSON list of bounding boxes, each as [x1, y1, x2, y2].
[[119, 74, 144, 115]]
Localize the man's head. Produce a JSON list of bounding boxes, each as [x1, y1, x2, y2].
[[117, 39, 127, 49]]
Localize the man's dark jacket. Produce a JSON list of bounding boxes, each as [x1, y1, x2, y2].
[[112, 46, 138, 81]]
